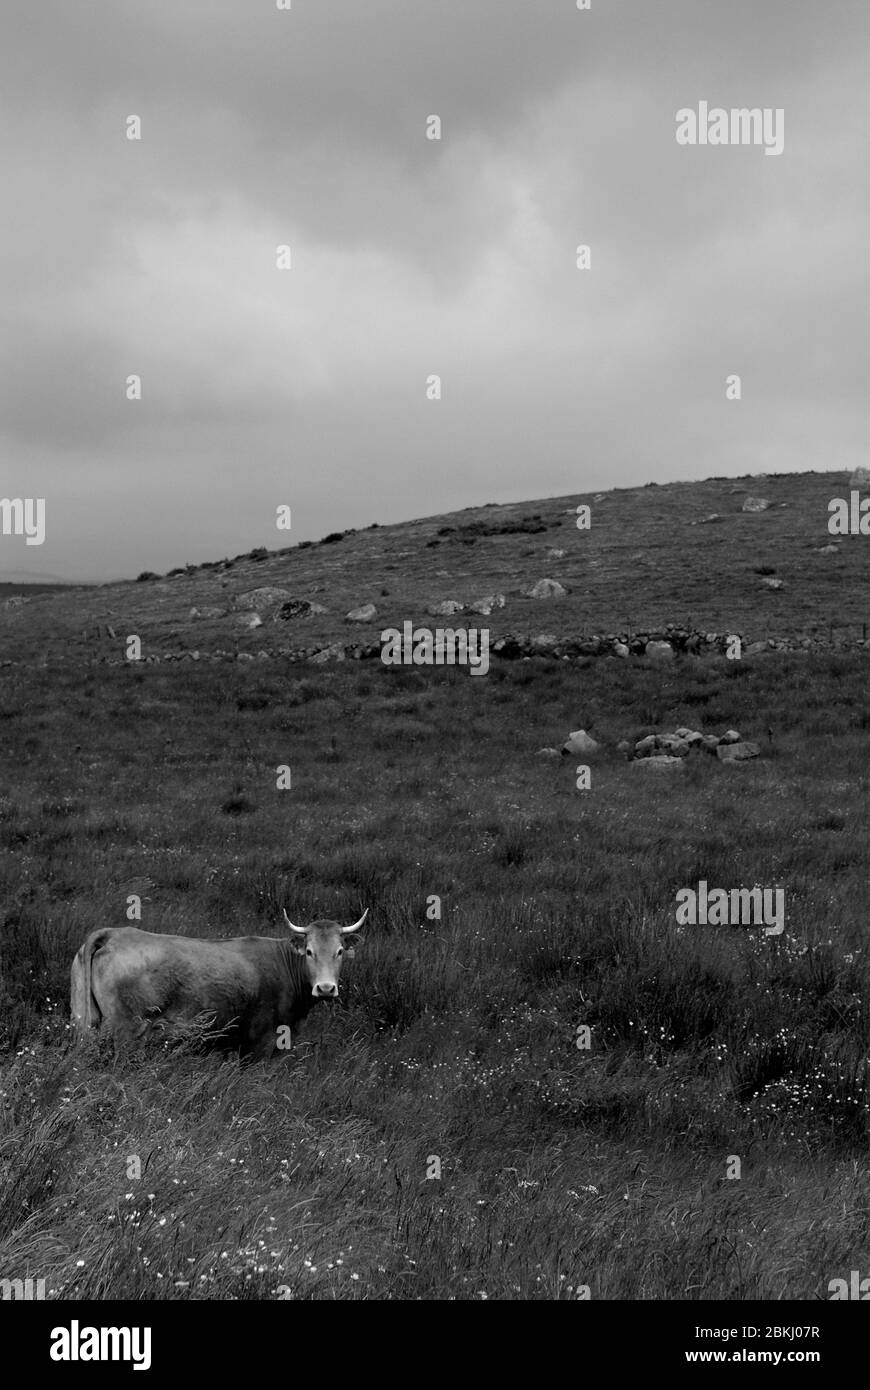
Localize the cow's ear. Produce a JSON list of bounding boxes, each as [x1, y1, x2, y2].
[[343, 946, 356, 959]]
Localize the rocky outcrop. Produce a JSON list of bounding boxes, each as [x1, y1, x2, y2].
[[628, 727, 759, 763]]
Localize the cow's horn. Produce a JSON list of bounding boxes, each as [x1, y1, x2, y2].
[[282, 909, 307, 935], [341, 908, 368, 934]]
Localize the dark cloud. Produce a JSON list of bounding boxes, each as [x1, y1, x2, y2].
[[1, 0, 866, 577]]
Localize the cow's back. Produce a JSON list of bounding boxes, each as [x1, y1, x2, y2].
[[74, 927, 295, 1052]]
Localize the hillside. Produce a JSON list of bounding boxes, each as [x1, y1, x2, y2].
[[1, 470, 866, 665], [3, 468, 870, 1301]]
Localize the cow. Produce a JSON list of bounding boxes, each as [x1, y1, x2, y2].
[[69, 909, 367, 1060]]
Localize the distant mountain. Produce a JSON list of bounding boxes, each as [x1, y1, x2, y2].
[[0, 579, 81, 597]]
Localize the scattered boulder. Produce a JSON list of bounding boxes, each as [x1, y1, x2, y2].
[[633, 756, 685, 770], [310, 643, 346, 663], [646, 640, 675, 662], [235, 587, 292, 611], [547, 549, 566, 559], [277, 599, 328, 620], [525, 578, 568, 599], [742, 497, 771, 512], [235, 612, 263, 630], [467, 593, 505, 615], [719, 730, 741, 743], [346, 603, 377, 622], [562, 729, 600, 755], [658, 736, 691, 756], [190, 605, 226, 620], [760, 577, 783, 590], [817, 544, 840, 554], [849, 467, 870, 488], [612, 642, 629, 659], [717, 741, 760, 762], [428, 599, 465, 616], [536, 747, 561, 759]]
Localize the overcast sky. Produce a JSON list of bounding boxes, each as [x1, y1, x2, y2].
[[1, 0, 867, 580]]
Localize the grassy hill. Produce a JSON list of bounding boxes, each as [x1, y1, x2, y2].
[[1, 468, 869, 1301], [2, 470, 867, 664]]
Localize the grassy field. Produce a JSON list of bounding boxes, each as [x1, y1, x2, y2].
[[1, 648, 869, 1299]]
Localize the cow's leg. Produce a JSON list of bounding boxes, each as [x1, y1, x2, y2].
[[103, 1006, 151, 1057]]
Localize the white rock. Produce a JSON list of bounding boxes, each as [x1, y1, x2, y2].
[[742, 497, 771, 512], [468, 593, 505, 615], [346, 603, 377, 622], [235, 586, 292, 611], [525, 578, 568, 599], [562, 729, 600, 755], [428, 600, 465, 616]]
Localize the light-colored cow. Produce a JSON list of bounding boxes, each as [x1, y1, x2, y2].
[[70, 910, 367, 1060]]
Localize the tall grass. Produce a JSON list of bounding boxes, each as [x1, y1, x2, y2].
[[1, 653, 869, 1297]]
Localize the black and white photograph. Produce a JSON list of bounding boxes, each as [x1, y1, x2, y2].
[[1, 0, 868, 1355]]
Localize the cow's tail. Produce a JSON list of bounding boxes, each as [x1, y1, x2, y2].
[[70, 930, 110, 1036]]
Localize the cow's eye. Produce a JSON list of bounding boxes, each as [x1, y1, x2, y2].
[[306, 948, 313, 957], [336, 948, 343, 957]]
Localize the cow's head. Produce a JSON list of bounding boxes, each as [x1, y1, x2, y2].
[[282, 909, 367, 998]]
